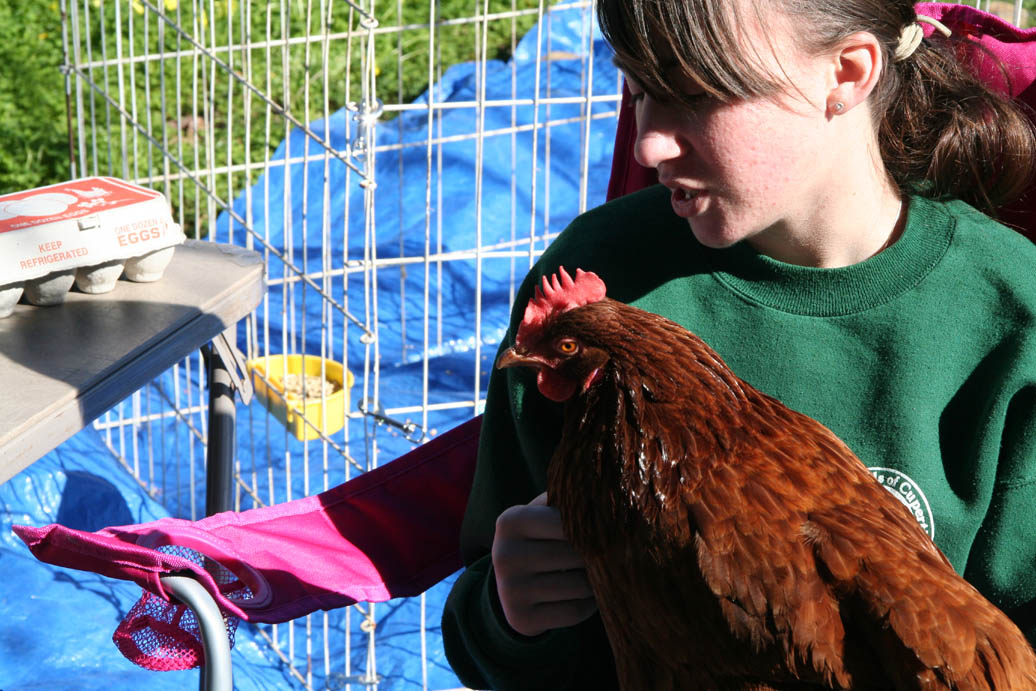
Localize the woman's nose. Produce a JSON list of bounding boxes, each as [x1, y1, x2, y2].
[[632, 97, 686, 170]]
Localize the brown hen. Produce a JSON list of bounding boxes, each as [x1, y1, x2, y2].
[[496, 267, 1036, 690]]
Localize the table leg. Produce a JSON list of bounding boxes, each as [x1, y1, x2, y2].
[[202, 342, 235, 517]]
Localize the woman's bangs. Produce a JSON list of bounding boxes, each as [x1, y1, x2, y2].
[[598, 0, 784, 104]]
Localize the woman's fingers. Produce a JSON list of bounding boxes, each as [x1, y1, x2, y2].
[[528, 491, 549, 506], [526, 566, 595, 603], [495, 573, 598, 637], [492, 531, 587, 572], [495, 501, 566, 541], [492, 496, 597, 637]]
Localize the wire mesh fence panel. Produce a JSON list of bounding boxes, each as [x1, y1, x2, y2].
[[63, 0, 622, 688]]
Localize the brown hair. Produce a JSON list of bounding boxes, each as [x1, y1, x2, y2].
[[597, 0, 1036, 219]]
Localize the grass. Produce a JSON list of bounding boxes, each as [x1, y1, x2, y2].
[[0, 0, 69, 195]]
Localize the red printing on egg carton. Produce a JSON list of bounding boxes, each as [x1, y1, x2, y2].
[[0, 176, 185, 290], [0, 177, 159, 235], [19, 247, 91, 270]]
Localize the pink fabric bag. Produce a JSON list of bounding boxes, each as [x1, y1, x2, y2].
[[13, 2, 1036, 673], [14, 415, 480, 670]]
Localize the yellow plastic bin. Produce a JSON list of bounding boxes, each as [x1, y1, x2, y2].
[[247, 355, 354, 441]]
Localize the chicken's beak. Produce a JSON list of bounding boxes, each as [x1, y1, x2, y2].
[[496, 347, 544, 371]]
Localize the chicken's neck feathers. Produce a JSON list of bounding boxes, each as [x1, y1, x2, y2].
[[547, 306, 763, 556]]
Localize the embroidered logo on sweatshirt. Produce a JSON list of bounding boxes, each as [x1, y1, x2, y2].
[[868, 467, 935, 540]]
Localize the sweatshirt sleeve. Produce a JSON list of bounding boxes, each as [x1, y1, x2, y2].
[[963, 383, 1036, 645]]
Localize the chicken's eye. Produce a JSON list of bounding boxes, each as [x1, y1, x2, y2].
[[557, 339, 578, 355]]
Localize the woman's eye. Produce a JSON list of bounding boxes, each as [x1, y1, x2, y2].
[[622, 73, 646, 102]]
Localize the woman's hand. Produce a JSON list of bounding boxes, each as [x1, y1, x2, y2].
[[491, 491, 598, 637]]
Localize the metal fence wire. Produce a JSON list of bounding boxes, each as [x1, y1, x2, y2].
[[61, 0, 620, 688], [57, 0, 1027, 689]]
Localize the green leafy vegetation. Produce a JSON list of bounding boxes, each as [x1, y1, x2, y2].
[[0, 0, 69, 194]]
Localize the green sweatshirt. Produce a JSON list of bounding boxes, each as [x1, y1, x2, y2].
[[442, 186, 1036, 690]]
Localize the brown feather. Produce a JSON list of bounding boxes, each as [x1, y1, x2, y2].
[[508, 295, 1036, 690]]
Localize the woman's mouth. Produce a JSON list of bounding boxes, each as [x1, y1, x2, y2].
[[670, 186, 706, 217]]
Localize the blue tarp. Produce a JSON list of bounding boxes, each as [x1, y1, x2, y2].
[[0, 4, 618, 688]]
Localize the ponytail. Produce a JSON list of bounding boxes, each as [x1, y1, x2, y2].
[[876, 32, 1036, 219]]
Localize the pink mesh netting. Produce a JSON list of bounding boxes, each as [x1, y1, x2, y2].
[[113, 544, 253, 671]]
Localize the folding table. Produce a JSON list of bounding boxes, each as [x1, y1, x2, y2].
[[0, 239, 264, 514]]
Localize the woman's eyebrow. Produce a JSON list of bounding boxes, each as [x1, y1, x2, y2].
[[611, 55, 637, 72]]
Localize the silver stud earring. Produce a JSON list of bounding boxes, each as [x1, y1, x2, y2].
[[833, 102, 845, 113]]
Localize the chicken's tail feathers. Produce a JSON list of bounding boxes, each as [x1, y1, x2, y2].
[[803, 505, 1036, 687], [967, 627, 1036, 690]]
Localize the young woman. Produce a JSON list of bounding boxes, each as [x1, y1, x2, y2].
[[442, 1, 1036, 688]]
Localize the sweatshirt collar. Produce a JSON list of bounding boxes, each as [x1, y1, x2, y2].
[[709, 196, 955, 317]]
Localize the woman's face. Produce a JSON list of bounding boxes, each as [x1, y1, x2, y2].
[[628, 24, 842, 253]]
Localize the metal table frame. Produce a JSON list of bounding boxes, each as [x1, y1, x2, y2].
[[1, 239, 264, 690], [0, 239, 262, 483]]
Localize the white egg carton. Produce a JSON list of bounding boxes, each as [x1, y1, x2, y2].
[[0, 177, 186, 317]]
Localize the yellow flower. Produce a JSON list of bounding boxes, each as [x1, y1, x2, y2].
[[165, 0, 178, 9], [132, 0, 145, 14]]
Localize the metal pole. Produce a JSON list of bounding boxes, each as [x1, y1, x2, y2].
[[197, 341, 238, 690], [159, 575, 234, 691], [202, 342, 235, 516]]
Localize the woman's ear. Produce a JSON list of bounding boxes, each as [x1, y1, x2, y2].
[[826, 32, 883, 117]]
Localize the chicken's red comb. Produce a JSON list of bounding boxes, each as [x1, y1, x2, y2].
[[516, 267, 606, 344]]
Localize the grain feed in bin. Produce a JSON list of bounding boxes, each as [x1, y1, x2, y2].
[[247, 355, 354, 441]]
